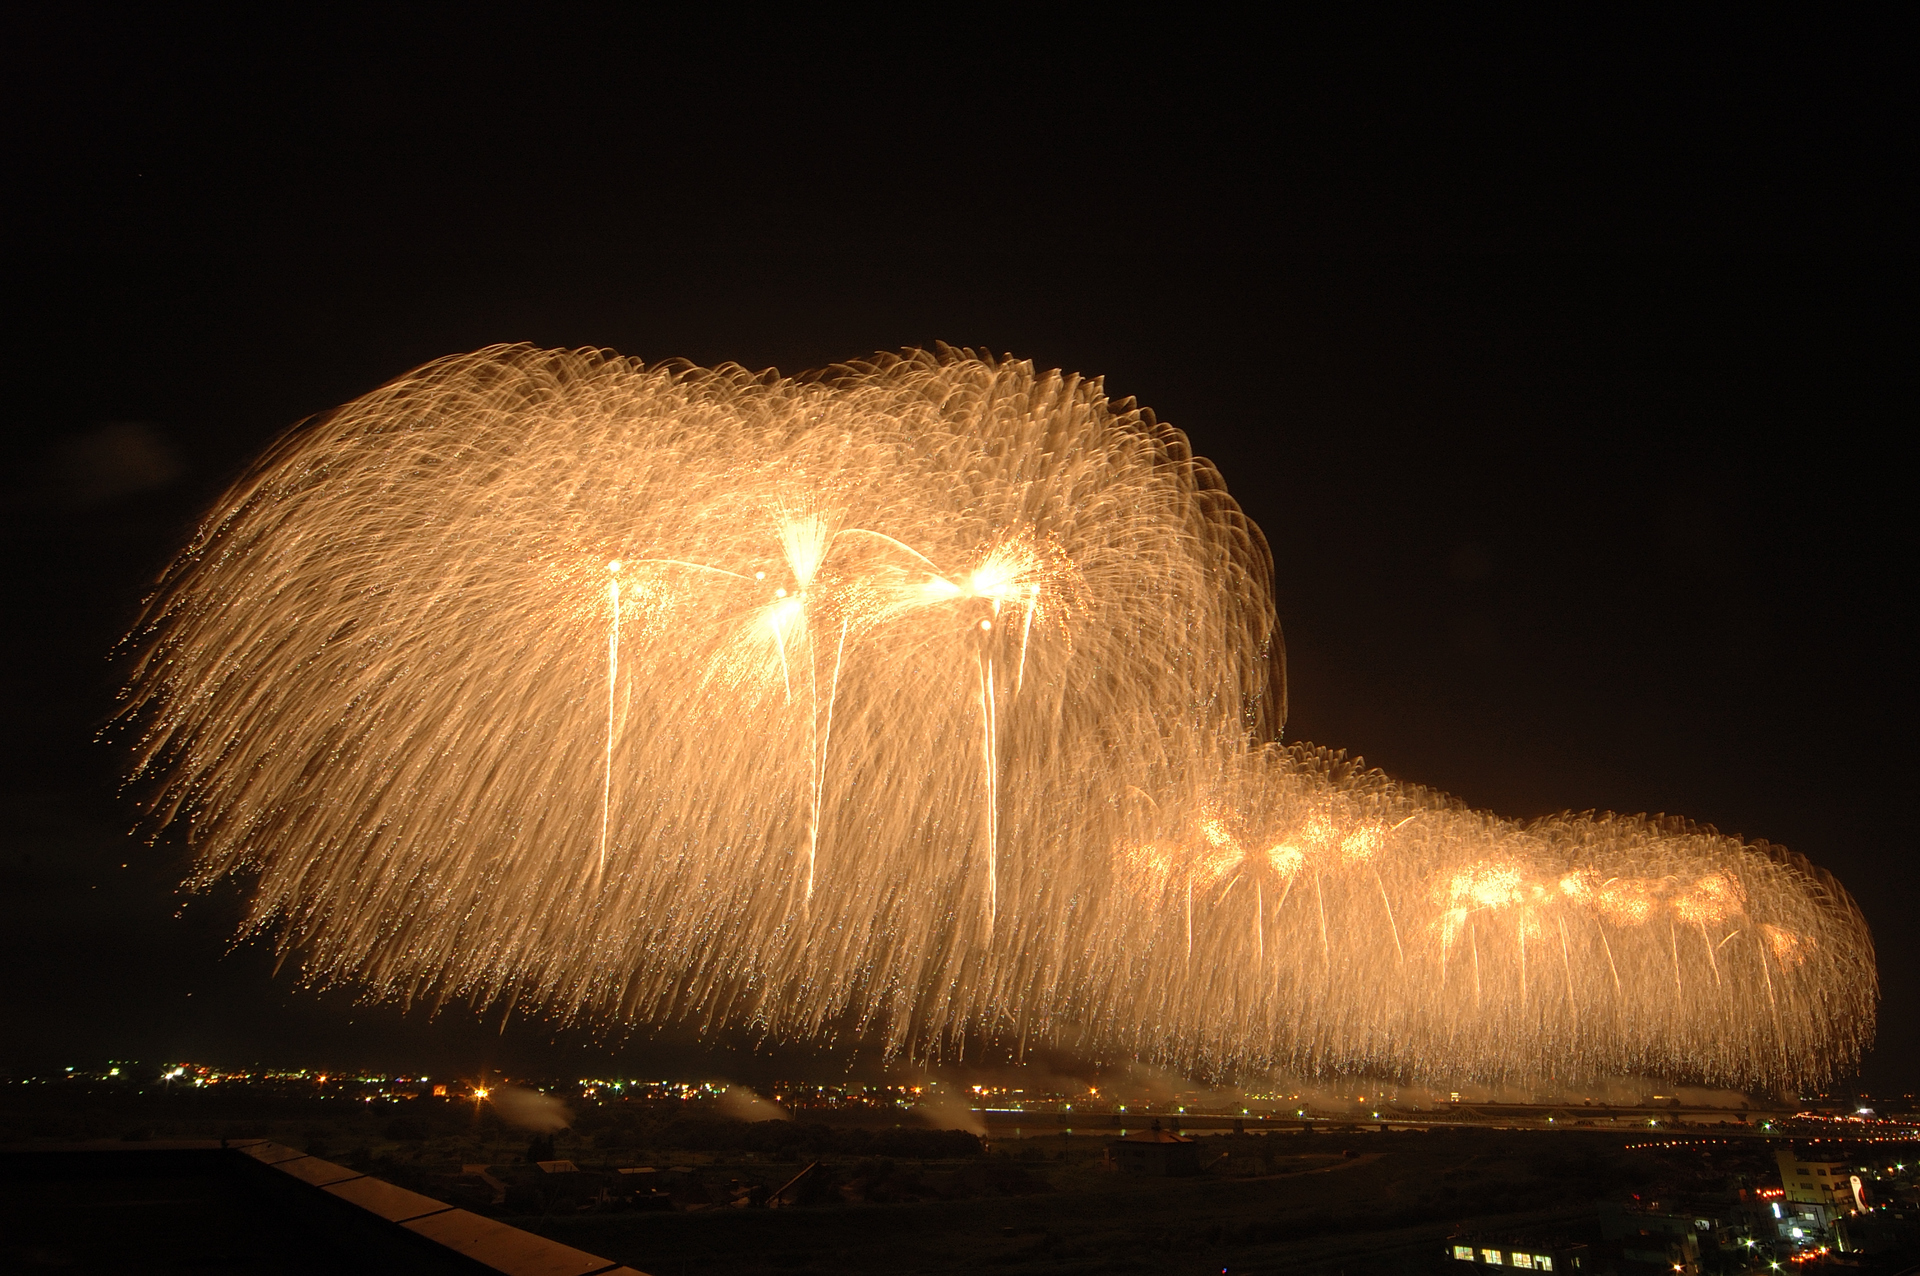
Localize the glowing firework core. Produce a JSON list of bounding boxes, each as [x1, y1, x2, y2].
[[122, 345, 1874, 1088]]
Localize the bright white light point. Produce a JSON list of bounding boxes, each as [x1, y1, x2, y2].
[[607, 560, 622, 572], [980, 619, 992, 630], [755, 571, 765, 580], [775, 588, 787, 597]]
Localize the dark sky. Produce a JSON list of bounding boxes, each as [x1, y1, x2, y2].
[[1, 13, 1910, 1091]]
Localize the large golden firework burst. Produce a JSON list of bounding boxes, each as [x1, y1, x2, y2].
[[120, 345, 1875, 1087]]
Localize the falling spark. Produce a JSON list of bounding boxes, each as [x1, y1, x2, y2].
[[119, 344, 1876, 1088], [599, 562, 621, 878]]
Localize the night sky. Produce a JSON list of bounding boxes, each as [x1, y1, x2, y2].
[[2, 14, 1910, 1091]]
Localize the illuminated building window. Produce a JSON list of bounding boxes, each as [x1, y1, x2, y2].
[[1536, 1258, 1554, 1272], [1455, 1245, 1475, 1261], [1511, 1255, 1534, 1270], [1482, 1250, 1504, 1265]]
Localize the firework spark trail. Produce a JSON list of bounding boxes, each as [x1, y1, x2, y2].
[[598, 564, 620, 878], [120, 345, 1876, 1089]]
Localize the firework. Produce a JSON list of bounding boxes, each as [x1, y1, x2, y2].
[[120, 345, 1874, 1088]]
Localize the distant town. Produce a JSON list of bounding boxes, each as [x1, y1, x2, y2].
[[5, 1060, 1919, 1270], [7, 1060, 1916, 1134]]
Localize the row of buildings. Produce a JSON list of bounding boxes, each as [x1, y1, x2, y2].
[[1100, 1121, 1917, 1273], [1443, 1147, 1917, 1273]]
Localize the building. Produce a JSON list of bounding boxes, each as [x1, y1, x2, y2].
[[1597, 1200, 1761, 1275], [1835, 1210, 1920, 1260], [1444, 1234, 1588, 1270], [1769, 1146, 1870, 1248], [1107, 1123, 1200, 1176], [1776, 1148, 1862, 1215]]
